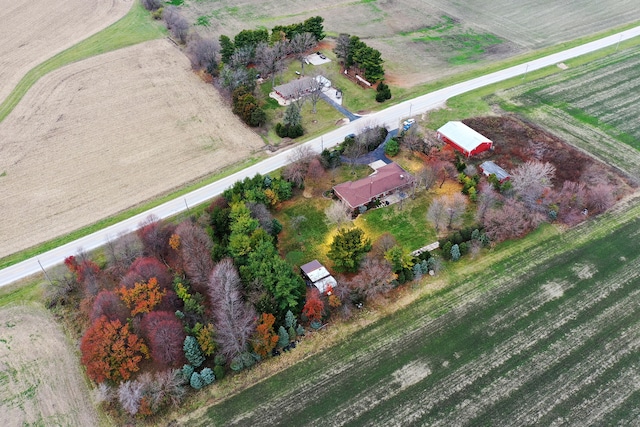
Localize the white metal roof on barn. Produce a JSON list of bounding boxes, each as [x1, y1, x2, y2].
[[437, 121, 492, 153]]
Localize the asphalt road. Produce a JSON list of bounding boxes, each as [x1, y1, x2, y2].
[[2, 26, 639, 288]]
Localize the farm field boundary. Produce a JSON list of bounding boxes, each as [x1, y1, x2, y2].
[[0, 1, 164, 123], [181, 192, 640, 425]]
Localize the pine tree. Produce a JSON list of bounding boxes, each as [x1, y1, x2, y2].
[[183, 336, 205, 368], [182, 364, 194, 382], [278, 326, 289, 348], [200, 367, 215, 385], [451, 244, 461, 261], [190, 371, 204, 390], [285, 310, 296, 328]]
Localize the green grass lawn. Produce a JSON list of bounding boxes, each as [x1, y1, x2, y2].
[[187, 193, 640, 426], [0, 1, 165, 123], [355, 191, 437, 252], [276, 198, 332, 266]]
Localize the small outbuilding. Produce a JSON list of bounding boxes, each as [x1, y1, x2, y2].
[[436, 121, 493, 157], [300, 260, 337, 294], [479, 161, 510, 182]]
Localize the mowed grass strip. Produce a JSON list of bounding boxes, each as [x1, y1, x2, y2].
[[188, 196, 640, 425], [0, 1, 164, 123]]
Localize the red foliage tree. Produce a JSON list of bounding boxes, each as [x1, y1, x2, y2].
[[80, 315, 149, 383], [65, 255, 103, 296], [302, 288, 324, 323], [137, 216, 176, 261], [118, 278, 166, 317], [91, 290, 129, 323], [251, 313, 279, 358], [121, 257, 172, 290], [141, 311, 186, 368]]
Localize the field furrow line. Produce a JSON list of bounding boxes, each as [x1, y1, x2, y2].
[[508, 322, 640, 426], [561, 364, 640, 427], [572, 78, 640, 111], [377, 252, 640, 425], [531, 107, 640, 177], [494, 285, 640, 425], [430, 282, 640, 427]]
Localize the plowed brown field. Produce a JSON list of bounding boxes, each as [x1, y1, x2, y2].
[[0, 0, 132, 105], [0, 304, 100, 426], [0, 39, 264, 259]]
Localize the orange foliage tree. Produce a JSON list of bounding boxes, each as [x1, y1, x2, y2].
[[118, 277, 166, 316], [251, 313, 279, 357], [302, 288, 324, 323], [80, 315, 149, 383]]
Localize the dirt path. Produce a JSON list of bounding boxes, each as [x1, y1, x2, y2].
[[0, 0, 132, 105], [0, 39, 264, 259]]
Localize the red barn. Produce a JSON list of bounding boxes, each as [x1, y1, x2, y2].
[[436, 121, 493, 157]]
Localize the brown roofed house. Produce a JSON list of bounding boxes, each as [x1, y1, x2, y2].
[[333, 162, 414, 211]]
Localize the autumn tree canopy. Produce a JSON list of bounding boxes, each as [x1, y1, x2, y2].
[[80, 316, 149, 383]]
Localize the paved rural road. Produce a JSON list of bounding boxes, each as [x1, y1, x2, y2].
[[2, 26, 640, 288]]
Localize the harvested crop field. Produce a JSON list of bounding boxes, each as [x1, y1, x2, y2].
[[0, 0, 132, 105], [504, 46, 640, 150], [0, 39, 264, 259], [184, 198, 640, 426], [0, 304, 99, 426], [181, 0, 640, 87], [495, 46, 640, 180]]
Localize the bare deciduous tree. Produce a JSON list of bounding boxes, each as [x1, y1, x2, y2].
[[333, 33, 351, 66], [416, 165, 437, 191], [587, 183, 615, 214], [325, 200, 351, 226], [176, 221, 214, 293], [229, 45, 254, 69], [247, 202, 276, 234], [118, 380, 143, 416], [483, 199, 532, 242], [289, 32, 316, 73], [163, 7, 189, 44], [306, 157, 325, 186], [445, 193, 468, 229], [208, 259, 257, 361], [511, 160, 556, 210], [283, 145, 316, 187], [348, 256, 395, 301], [475, 182, 500, 223], [188, 36, 219, 73], [426, 197, 447, 233], [307, 73, 326, 113], [141, 0, 162, 11], [105, 232, 143, 278], [372, 233, 397, 258], [255, 41, 286, 86]]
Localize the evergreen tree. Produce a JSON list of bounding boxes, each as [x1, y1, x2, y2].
[[200, 367, 215, 385], [283, 103, 302, 127], [182, 364, 194, 382], [451, 244, 461, 261], [183, 336, 205, 368], [285, 310, 296, 328], [190, 371, 204, 390], [327, 227, 372, 272], [278, 326, 289, 348]]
